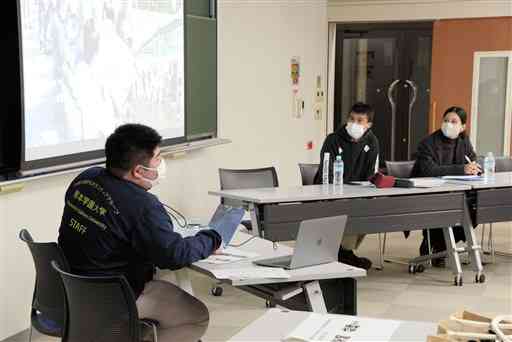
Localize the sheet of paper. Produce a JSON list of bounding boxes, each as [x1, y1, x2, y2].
[[211, 267, 290, 280], [409, 177, 446, 188], [283, 313, 401, 342], [174, 226, 205, 238], [220, 247, 260, 258], [442, 175, 483, 181], [200, 248, 260, 264]]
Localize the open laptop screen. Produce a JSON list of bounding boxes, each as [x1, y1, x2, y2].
[[208, 205, 245, 246]]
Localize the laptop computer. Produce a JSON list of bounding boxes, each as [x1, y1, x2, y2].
[[253, 215, 347, 270], [207, 204, 246, 247]]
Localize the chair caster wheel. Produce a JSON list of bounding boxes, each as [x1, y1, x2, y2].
[[454, 276, 463, 286], [211, 286, 223, 296], [409, 264, 424, 274], [265, 300, 275, 308], [475, 274, 486, 283]]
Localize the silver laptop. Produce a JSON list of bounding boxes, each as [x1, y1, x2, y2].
[[253, 215, 347, 270]]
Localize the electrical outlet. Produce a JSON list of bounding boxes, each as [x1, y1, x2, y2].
[[296, 98, 304, 118], [314, 103, 323, 120], [315, 89, 325, 103]]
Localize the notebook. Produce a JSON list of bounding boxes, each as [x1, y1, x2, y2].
[[442, 175, 483, 181], [394, 177, 446, 188]]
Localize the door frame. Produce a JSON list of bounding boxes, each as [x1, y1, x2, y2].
[[333, 22, 433, 161], [470, 51, 512, 157]]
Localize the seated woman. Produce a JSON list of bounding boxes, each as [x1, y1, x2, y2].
[[411, 106, 481, 266]]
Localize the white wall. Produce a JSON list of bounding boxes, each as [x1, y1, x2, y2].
[[328, 0, 512, 22], [0, 0, 328, 339]]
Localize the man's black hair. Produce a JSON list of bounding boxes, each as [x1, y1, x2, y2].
[[349, 102, 374, 122], [105, 124, 162, 172]]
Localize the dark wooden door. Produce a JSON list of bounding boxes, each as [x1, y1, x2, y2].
[[334, 23, 433, 163]]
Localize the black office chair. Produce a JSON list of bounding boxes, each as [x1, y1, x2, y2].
[[219, 167, 279, 232], [298, 163, 319, 185], [481, 156, 512, 262], [495, 157, 512, 172], [383, 161, 432, 272], [19, 229, 69, 341], [212, 167, 279, 297], [51, 261, 158, 342], [385, 160, 415, 179]]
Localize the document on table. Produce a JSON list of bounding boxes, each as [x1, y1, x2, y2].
[[283, 313, 401, 342], [393, 177, 446, 188], [442, 175, 484, 181], [174, 226, 206, 238], [210, 266, 290, 280], [200, 247, 260, 264]]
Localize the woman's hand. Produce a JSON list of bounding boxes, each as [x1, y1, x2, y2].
[[464, 162, 481, 175]]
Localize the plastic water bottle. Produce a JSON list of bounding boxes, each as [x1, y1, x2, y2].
[[334, 155, 344, 186], [484, 152, 496, 180], [322, 152, 330, 185]]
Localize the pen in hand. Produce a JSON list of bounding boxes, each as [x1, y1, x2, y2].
[[465, 155, 482, 175]]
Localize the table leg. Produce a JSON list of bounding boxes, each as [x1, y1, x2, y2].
[[443, 227, 463, 286], [303, 281, 327, 314], [249, 202, 262, 238], [462, 201, 485, 283], [303, 278, 357, 315]]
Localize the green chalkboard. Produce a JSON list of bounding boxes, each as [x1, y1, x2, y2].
[[185, 5, 217, 140], [185, 0, 213, 17]]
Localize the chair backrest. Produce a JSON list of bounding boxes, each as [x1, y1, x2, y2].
[[219, 167, 279, 207], [495, 157, 512, 172], [298, 163, 319, 185], [385, 160, 415, 178], [51, 261, 141, 342], [19, 229, 69, 334]]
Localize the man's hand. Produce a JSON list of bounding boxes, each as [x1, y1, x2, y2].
[[213, 247, 225, 255]]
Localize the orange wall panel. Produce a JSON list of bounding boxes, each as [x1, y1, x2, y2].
[[430, 17, 512, 134]]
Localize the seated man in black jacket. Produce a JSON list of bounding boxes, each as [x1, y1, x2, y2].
[[314, 103, 379, 270], [58, 124, 222, 342], [411, 106, 480, 266]]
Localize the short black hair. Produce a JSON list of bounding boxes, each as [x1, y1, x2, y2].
[[348, 102, 374, 122], [105, 124, 162, 172], [443, 106, 467, 124]]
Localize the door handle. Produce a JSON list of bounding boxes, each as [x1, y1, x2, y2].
[[209, 0, 217, 18], [387, 80, 400, 161], [405, 80, 418, 158]]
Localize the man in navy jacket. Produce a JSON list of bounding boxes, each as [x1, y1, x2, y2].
[[58, 124, 221, 342]]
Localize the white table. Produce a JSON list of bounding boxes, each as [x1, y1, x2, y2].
[[445, 172, 512, 262], [444, 172, 512, 189], [227, 309, 437, 342], [162, 231, 366, 314], [209, 183, 485, 286], [210, 183, 470, 204], [191, 232, 365, 287]]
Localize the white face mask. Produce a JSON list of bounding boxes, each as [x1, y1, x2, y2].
[[346, 122, 366, 140], [140, 158, 167, 188], [441, 122, 461, 140]]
